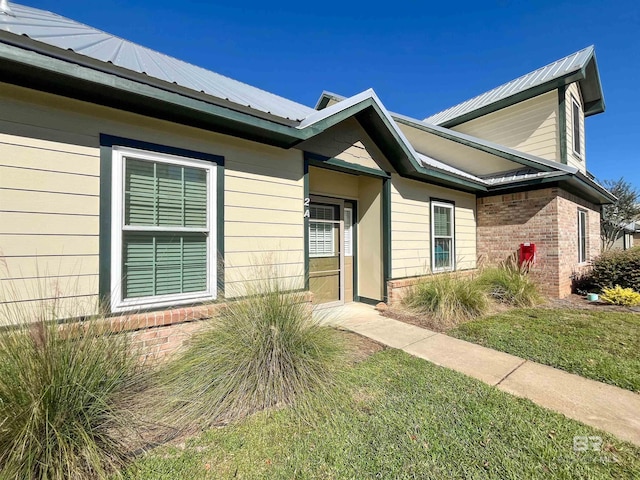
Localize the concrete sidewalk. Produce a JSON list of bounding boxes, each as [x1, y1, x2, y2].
[[319, 302, 640, 447]]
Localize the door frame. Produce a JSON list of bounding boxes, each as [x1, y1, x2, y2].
[[308, 195, 345, 308]]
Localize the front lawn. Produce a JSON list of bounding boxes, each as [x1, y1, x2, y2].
[[450, 309, 640, 392], [126, 349, 639, 479]]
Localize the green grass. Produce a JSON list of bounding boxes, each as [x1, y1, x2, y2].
[[450, 309, 640, 392], [125, 349, 640, 479]]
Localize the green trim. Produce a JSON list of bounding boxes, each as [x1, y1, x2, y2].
[[358, 296, 380, 306], [558, 86, 568, 165], [303, 158, 310, 291], [394, 116, 559, 174], [216, 163, 225, 298], [305, 152, 390, 178], [98, 144, 112, 311], [98, 134, 226, 313], [382, 177, 392, 302], [429, 197, 456, 272], [351, 201, 359, 302], [438, 72, 584, 128], [0, 42, 304, 148]]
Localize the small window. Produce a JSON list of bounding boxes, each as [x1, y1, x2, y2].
[[578, 209, 587, 263], [572, 98, 581, 157], [344, 207, 353, 257], [111, 147, 216, 311], [431, 201, 455, 271], [309, 205, 336, 257]]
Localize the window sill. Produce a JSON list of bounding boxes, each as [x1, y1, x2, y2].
[[111, 291, 216, 314]]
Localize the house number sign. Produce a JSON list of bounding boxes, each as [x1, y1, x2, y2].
[[303, 197, 310, 218]]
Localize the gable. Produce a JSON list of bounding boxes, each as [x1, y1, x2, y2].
[[296, 117, 391, 173]]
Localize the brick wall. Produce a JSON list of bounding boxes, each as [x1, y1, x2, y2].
[[477, 187, 600, 297], [387, 270, 476, 305]]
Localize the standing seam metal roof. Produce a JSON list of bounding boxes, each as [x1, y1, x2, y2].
[[0, 3, 316, 122], [424, 46, 595, 125]]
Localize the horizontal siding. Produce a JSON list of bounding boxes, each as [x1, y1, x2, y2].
[[0, 82, 306, 316], [452, 90, 560, 162], [298, 117, 386, 172], [566, 82, 586, 172], [390, 174, 476, 278], [224, 148, 304, 298]]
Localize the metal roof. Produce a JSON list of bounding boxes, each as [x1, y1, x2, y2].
[[0, 3, 315, 122], [424, 46, 599, 126]]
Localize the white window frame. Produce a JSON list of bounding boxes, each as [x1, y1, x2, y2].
[[571, 96, 582, 159], [431, 201, 455, 272], [110, 146, 216, 312], [578, 209, 587, 264], [309, 205, 336, 258], [344, 207, 353, 257]]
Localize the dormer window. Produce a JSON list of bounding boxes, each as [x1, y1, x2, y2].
[[572, 97, 581, 157]]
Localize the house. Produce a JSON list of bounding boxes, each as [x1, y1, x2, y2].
[[610, 222, 638, 250], [0, 2, 613, 333]]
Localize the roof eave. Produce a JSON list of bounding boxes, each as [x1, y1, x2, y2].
[[0, 40, 306, 148]]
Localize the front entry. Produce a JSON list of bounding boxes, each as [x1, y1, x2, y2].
[[308, 196, 355, 306]]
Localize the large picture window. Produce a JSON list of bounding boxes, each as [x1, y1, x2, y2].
[[431, 201, 454, 271], [111, 146, 216, 311]]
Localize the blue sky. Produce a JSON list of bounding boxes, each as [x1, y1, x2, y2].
[[21, 0, 640, 187]]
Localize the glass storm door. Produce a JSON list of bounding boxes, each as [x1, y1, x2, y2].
[[308, 201, 343, 305]]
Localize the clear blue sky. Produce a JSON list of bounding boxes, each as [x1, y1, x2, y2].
[[21, 0, 640, 188]]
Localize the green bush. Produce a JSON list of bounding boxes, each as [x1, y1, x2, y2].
[[159, 275, 346, 427], [600, 285, 640, 306], [403, 273, 489, 327], [590, 247, 640, 292], [0, 315, 145, 479], [476, 265, 541, 307]]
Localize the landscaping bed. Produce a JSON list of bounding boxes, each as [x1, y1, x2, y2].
[[125, 348, 640, 479]]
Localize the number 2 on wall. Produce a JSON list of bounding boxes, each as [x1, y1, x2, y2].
[[303, 197, 310, 218]]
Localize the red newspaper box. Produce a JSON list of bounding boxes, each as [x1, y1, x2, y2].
[[519, 243, 536, 267]]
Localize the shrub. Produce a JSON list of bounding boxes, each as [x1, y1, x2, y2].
[[590, 247, 640, 292], [476, 265, 541, 307], [600, 285, 640, 306], [403, 273, 489, 327], [159, 274, 346, 427], [0, 315, 145, 479]]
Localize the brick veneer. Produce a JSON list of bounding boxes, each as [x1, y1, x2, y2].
[[477, 187, 600, 297], [387, 270, 476, 305]]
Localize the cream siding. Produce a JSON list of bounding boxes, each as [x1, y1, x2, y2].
[[297, 117, 390, 172], [397, 123, 521, 176], [0, 82, 304, 319], [390, 174, 476, 278], [452, 91, 560, 162], [566, 82, 586, 172]]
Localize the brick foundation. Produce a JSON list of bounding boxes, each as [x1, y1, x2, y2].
[[477, 187, 600, 297], [387, 270, 476, 305]]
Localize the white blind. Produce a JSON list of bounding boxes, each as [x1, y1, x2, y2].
[[344, 207, 353, 256]]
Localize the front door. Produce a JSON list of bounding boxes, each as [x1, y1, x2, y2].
[[308, 198, 343, 305]]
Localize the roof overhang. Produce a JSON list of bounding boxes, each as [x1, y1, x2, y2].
[[428, 48, 605, 127]]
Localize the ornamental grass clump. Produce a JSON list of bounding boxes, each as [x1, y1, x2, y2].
[[403, 273, 489, 327], [0, 302, 146, 479], [476, 264, 541, 307], [159, 268, 346, 427]]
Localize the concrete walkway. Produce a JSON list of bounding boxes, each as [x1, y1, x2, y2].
[[319, 302, 640, 447]]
